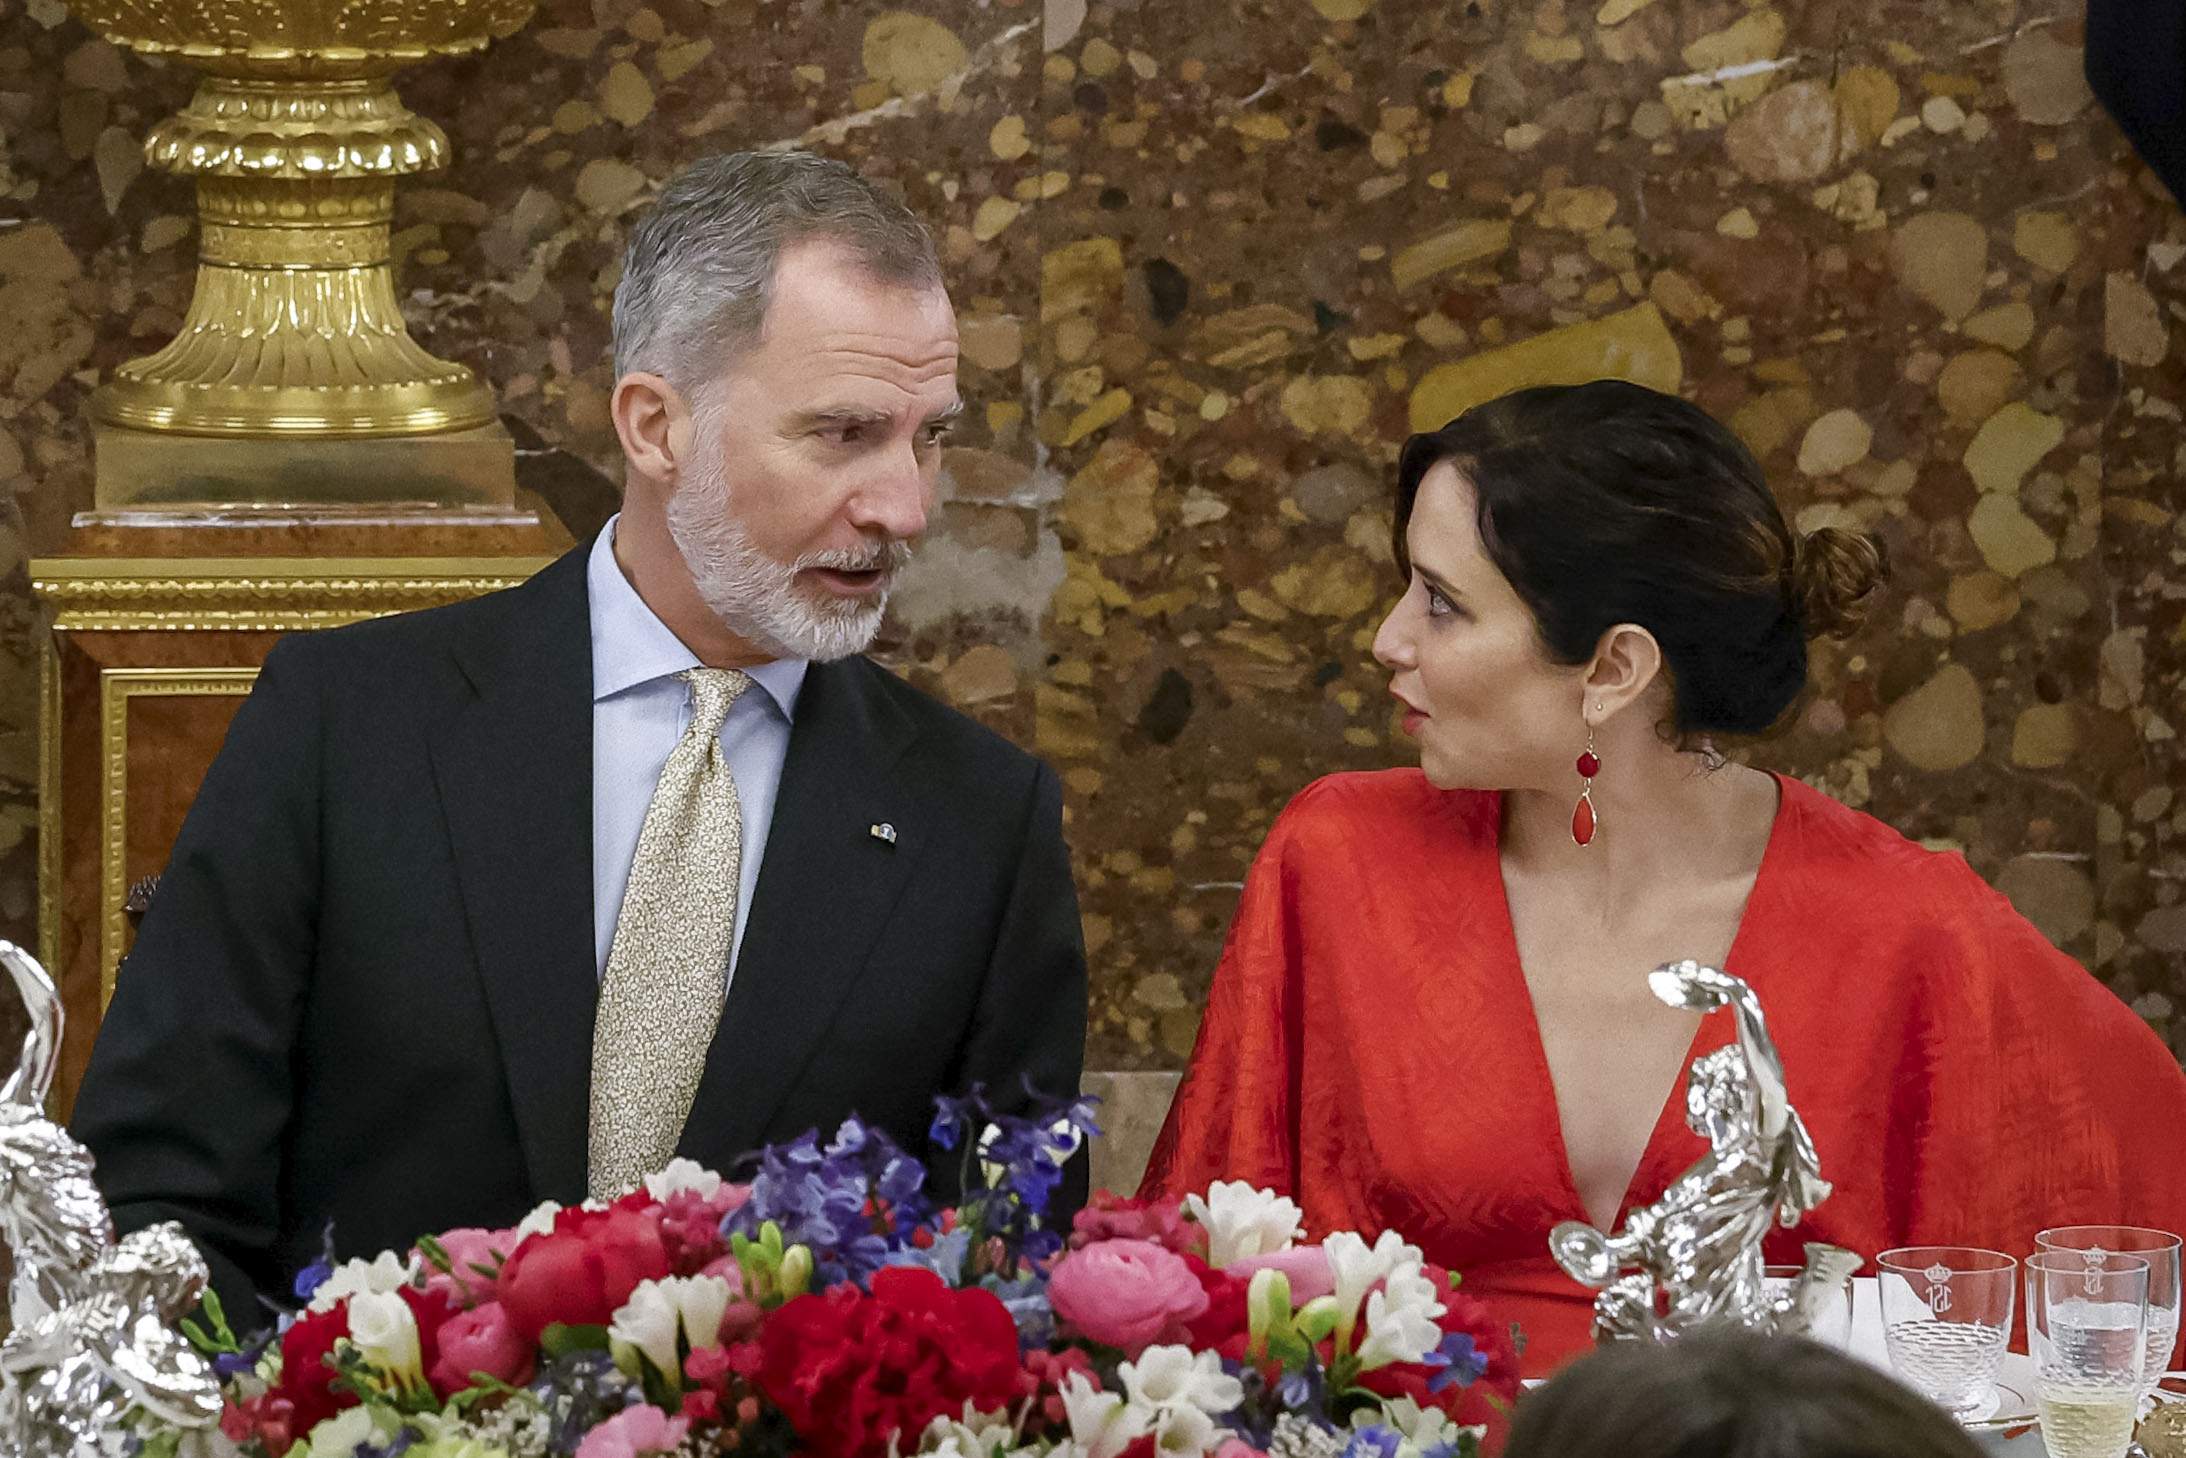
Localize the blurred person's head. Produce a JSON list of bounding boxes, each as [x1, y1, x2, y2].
[[1504, 1330, 1985, 1458]]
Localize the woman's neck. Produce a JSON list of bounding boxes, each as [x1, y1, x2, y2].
[[1500, 748, 1779, 909]]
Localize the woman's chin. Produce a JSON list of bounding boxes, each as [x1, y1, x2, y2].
[[1415, 748, 1474, 792]]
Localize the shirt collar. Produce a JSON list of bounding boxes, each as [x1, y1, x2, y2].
[[587, 515, 808, 718]]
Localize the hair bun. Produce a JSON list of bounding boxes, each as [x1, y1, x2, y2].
[[1792, 527, 1887, 638]]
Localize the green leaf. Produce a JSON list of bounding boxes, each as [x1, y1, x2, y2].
[[538, 1323, 611, 1359], [199, 1287, 240, 1349]]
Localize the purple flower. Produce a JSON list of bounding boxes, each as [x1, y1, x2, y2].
[[1341, 1426, 1403, 1458], [722, 1117, 929, 1285], [1426, 1331, 1489, 1393], [290, 1219, 338, 1305]]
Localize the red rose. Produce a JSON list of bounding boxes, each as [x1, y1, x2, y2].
[[1180, 1253, 1253, 1359], [498, 1205, 673, 1341], [752, 1266, 1023, 1458], [271, 1301, 355, 1437]]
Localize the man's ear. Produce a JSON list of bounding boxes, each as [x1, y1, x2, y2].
[[610, 372, 694, 486]]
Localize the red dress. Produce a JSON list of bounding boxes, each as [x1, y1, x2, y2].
[[1139, 770, 2186, 1376]]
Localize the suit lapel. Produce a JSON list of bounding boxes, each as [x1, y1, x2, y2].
[[678, 659, 923, 1170], [428, 545, 599, 1204]]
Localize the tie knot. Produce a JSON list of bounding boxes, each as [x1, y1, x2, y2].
[[680, 667, 752, 738]]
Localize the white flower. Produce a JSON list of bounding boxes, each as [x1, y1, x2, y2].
[[307, 1251, 416, 1313], [1182, 1181, 1305, 1267], [608, 1280, 684, 1379], [511, 1199, 565, 1246], [1354, 1259, 1447, 1371], [1061, 1371, 1151, 1458], [610, 1274, 736, 1378], [1323, 1229, 1420, 1333], [906, 1404, 1023, 1457], [1115, 1346, 1247, 1454], [1119, 1344, 1246, 1416], [302, 1403, 384, 1455], [345, 1291, 423, 1385], [667, 1273, 734, 1350], [644, 1158, 724, 1203], [1357, 1395, 1484, 1453]]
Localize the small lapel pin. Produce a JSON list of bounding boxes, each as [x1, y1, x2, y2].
[[869, 822, 898, 846]]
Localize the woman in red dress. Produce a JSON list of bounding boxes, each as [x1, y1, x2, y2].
[[1140, 381, 2186, 1376]]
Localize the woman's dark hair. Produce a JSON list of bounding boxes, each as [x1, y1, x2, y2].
[[1395, 380, 1887, 740], [1504, 1331, 1986, 1458]]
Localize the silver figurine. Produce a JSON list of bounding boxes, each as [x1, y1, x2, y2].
[[0, 940, 224, 1454], [1550, 960, 1859, 1345]]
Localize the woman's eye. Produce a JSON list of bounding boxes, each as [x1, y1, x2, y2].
[[1425, 583, 1455, 617]]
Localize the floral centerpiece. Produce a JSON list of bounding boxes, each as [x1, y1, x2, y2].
[[136, 1094, 1520, 1458]]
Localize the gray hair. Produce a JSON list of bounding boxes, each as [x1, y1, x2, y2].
[[611, 150, 944, 395]]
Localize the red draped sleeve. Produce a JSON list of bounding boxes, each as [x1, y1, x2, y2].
[[1867, 849, 2186, 1256], [1138, 782, 1313, 1203]]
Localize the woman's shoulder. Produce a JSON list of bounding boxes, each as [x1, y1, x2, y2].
[[1771, 775, 2112, 1001], [1269, 769, 1499, 854]]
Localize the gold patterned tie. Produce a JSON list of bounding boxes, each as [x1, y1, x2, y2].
[[588, 667, 752, 1199]]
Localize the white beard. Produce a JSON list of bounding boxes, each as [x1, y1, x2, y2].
[[664, 456, 907, 663]]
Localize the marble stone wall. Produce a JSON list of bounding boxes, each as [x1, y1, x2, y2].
[[3, 0, 2181, 1109]]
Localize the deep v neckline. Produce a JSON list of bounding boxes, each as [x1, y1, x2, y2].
[[1484, 772, 1794, 1233]]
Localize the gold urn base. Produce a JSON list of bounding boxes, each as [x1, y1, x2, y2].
[[87, 418, 525, 524], [65, 0, 541, 514]]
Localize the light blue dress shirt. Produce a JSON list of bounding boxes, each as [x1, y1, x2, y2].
[[588, 515, 807, 983]]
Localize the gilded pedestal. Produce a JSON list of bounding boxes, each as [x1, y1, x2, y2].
[[32, 518, 572, 1118]]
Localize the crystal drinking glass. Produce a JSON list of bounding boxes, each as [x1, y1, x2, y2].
[[2025, 1249, 2150, 1458], [1877, 1247, 2016, 1417], [2037, 1226, 2182, 1401]]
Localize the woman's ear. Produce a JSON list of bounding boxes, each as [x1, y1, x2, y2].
[[610, 372, 694, 489], [1585, 624, 1665, 723]]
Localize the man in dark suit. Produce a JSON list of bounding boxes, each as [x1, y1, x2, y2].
[[71, 151, 1088, 1319]]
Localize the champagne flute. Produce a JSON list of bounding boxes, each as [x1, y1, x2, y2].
[[1877, 1247, 2015, 1418], [2026, 1248, 2150, 1458], [2037, 1226, 2182, 1402]]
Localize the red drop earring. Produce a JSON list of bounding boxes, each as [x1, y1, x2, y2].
[[1572, 716, 1601, 847]]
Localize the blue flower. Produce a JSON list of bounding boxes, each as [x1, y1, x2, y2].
[[1341, 1425, 1404, 1458], [290, 1219, 338, 1305], [1426, 1331, 1489, 1393], [877, 1228, 974, 1286], [978, 1270, 1056, 1348], [722, 1116, 932, 1285]]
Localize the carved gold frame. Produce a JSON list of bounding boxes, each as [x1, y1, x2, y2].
[[33, 554, 553, 1003], [96, 668, 261, 1006], [33, 556, 548, 632]]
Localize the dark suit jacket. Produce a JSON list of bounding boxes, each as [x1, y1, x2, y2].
[[2088, 0, 2186, 205], [71, 541, 1088, 1320]]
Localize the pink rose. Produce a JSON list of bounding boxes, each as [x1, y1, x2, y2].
[[1048, 1239, 1211, 1355], [428, 1300, 535, 1397], [1225, 1245, 1336, 1302], [419, 1227, 516, 1309], [575, 1404, 691, 1458]]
